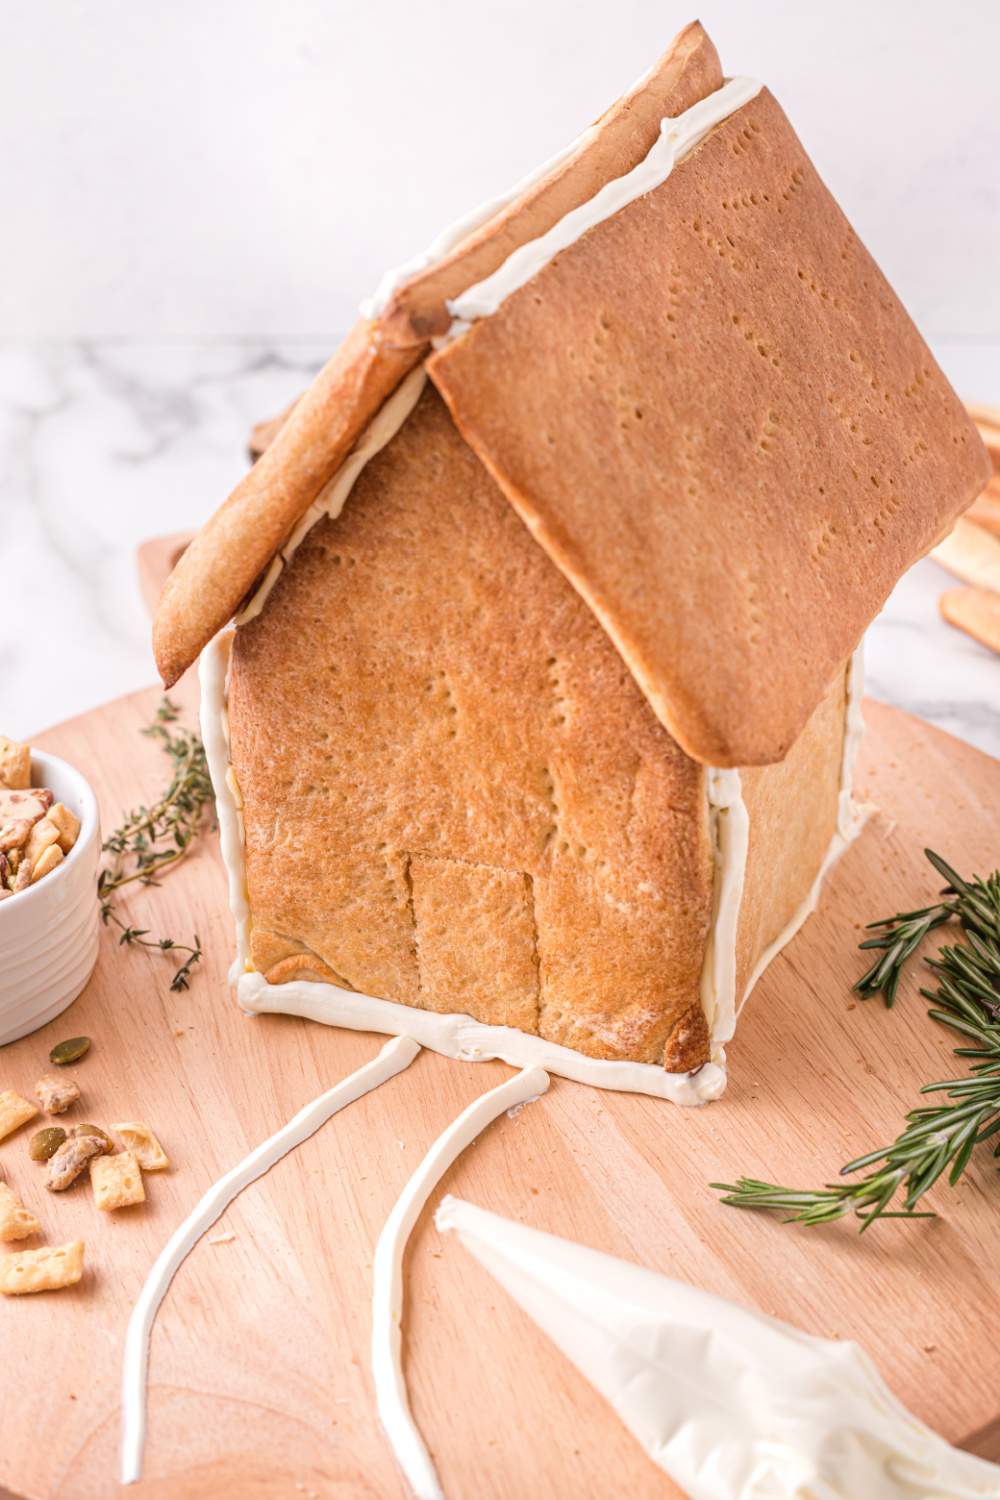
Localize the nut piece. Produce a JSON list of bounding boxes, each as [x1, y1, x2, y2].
[[0, 1091, 39, 1142], [34, 1073, 81, 1116], [111, 1121, 170, 1172], [0, 736, 31, 791], [0, 1241, 85, 1295], [49, 1036, 91, 1067], [46, 1135, 106, 1192], [0, 1182, 41, 1242], [0, 818, 33, 854], [29, 1127, 67, 1162], [91, 1150, 145, 1211], [24, 817, 59, 869], [0, 789, 49, 824], [46, 802, 81, 854], [31, 843, 64, 883], [70, 1123, 113, 1152]]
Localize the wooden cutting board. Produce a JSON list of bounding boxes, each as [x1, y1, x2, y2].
[[2, 670, 999, 1500]]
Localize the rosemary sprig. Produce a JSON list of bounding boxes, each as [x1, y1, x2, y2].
[[97, 696, 214, 992], [711, 848, 1000, 1230], [853, 849, 996, 1007]]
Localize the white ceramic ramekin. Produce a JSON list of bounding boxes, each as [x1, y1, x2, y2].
[[0, 750, 101, 1046]]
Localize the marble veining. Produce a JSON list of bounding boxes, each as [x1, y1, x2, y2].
[[0, 339, 997, 760]]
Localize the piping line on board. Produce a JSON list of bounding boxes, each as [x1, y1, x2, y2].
[[118, 1035, 421, 1486], [371, 1066, 550, 1500]]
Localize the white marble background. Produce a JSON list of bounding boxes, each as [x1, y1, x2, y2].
[[1, 1, 999, 755]]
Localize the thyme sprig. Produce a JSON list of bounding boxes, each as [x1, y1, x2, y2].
[[97, 697, 214, 992], [712, 848, 1000, 1231]]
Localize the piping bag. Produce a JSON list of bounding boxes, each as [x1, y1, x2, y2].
[[435, 1196, 1000, 1500]]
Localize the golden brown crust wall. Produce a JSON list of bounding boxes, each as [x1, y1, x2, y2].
[[429, 89, 990, 766], [736, 660, 847, 997], [151, 23, 723, 686], [226, 388, 714, 1067]]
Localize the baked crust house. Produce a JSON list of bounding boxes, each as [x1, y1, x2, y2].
[[156, 23, 989, 1101]]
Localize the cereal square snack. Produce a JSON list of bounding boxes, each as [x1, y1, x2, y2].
[[0, 1240, 84, 1294], [0, 1182, 41, 1242], [46, 802, 81, 853], [0, 1091, 39, 1142], [111, 1121, 170, 1171], [91, 1150, 145, 1211]]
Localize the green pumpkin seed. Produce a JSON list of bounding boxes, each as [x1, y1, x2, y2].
[[49, 1036, 91, 1066], [29, 1126, 67, 1161], [70, 1123, 112, 1152]]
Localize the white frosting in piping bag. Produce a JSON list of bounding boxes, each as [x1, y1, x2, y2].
[[436, 1196, 1000, 1500], [444, 76, 762, 338], [119, 1035, 421, 1485], [372, 1068, 549, 1500]]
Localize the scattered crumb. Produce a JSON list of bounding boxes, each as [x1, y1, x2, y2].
[[397, 1139, 405, 1149], [924, 1342, 937, 1353], [207, 1230, 236, 1246], [173, 1028, 186, 1038]]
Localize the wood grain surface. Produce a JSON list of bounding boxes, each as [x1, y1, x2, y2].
[[1, 675, 998, 1500]]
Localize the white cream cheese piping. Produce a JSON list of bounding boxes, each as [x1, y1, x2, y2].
[[699, 767, 749, 1049], [119, 1035, 421, 1486], [372, 1068, 549, 1500], [444, 76, 762, 338], [236, 970, 724, 1104], [436, 1196, 1000, 1500], [199, 632, 251, 979], [236, 366, 428, 627], [358, 125, 600, 322]]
